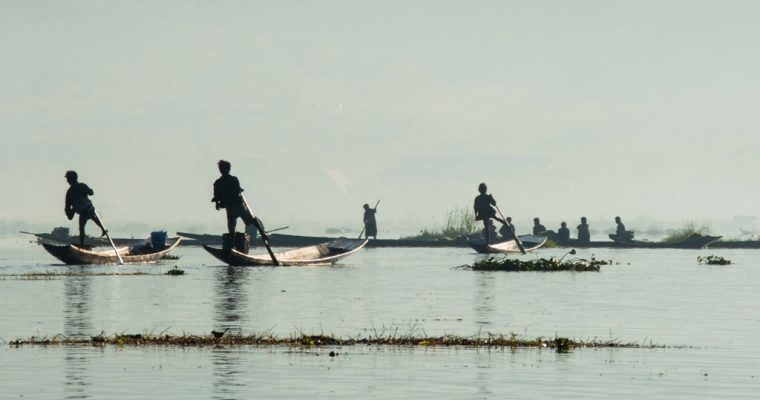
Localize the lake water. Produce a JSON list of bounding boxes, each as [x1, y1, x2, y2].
[[1, 236, 758, 398]]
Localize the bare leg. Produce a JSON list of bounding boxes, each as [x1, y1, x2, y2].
[[91, 214, 107, 237], [78, 214, 87, 248], [483, 219, 492, 244]]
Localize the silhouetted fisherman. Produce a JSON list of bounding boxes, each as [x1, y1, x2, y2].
[[557, 222, 570, 242], [532, 218, 547, 236], [473, 183, 507, 244], [610, 216, 634, 242], [363, 203, 378, 239], [64, 170, 107, 248], [499, 216, 516, 239], [211, 160, 268, 240], [577, 217, 590, 243]]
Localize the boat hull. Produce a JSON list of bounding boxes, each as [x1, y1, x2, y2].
[[203, 238, 368, 266], [42, 238, 182, 265]]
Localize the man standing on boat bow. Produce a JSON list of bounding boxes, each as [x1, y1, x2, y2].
[[211, 160, 268, 241], [64, 170, 108, 248], [473, 183, 507, 244]]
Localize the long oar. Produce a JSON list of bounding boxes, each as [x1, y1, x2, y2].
[[241, 195, 279, 266], [495, 204, 527, 255], [93, 210, 124, 265], [358, 199, 380, 239], [265, 226, 289, 234]]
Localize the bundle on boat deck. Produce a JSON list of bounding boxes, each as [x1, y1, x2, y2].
[[41, 237, 182, 265], [204, 238, 368, 266]]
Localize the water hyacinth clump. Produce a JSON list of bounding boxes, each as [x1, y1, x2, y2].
[[464, 250, 610, 272], [697, 255, 731, 265]]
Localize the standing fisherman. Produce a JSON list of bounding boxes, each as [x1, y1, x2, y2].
[[473, 183, 507, 244], [363, 203, 378, 239], [64, 170, 107, 248], [211, 160, 268, 241]]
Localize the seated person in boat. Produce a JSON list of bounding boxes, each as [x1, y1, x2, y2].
[[473, 183, 507, 244], [577, 217, 591, 243], [532, 218, 547, 236], [64, 170, 107, 248], [499, 216, 516, 239], [609, 216, 634, 242], [211, 160, 268, 241], [557, 222, 570, 242], [363, 203, 378, 239]]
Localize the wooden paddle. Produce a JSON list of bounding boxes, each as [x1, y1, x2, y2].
[[93, 210, 124, 265], [495, 204, 527, 255], [358, 199, 380, 239], [241, 195, 279, 266]]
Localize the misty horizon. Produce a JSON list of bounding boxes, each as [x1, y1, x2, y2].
[[2, 1, 758, 238]]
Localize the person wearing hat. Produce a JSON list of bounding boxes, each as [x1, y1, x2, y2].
[[363, 203, 378, 239], [64, 170, 107, 248], [473, 183, 507, 244]]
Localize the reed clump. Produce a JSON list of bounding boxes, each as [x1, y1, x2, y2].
[[403, 207, 478, 240], [8, 332, 657, 351]]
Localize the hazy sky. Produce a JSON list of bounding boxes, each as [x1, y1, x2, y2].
[[1, 1, 759, 235]]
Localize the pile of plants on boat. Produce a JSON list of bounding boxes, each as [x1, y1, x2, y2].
[[461, 250, 610, 272], [697, 255, 732, 265], [662, 221, 710, 243]]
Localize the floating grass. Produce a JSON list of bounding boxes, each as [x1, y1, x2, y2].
[[0, 271, 155, 280], [166, 266, 185, 275], [697, 255, 732, 265], [7, 331, 664, 351], [460, 250, 611, 272]]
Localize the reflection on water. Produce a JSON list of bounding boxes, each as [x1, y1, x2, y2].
[[212, 266, 251, 400], [474, 272, 495, 326], [213, 266, 250, 332], [63, 268, 92, 399]]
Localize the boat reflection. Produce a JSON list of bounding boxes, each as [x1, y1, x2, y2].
[[211, 266, 251, 400], [63, 268, 93, 399]]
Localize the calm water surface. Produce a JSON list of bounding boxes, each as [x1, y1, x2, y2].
[[1, 237, 758, 398]]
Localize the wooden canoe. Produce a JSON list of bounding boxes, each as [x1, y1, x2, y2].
[[203, 238, 368, 266], [469, 235, 548, 254], [42, 238, 182, 265]]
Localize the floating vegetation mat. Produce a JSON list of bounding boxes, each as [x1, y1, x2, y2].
[[459, 251, 611, 272], [1, 272, 156, 280], [697, 255, 732, 265], [7, 332, 666, 351]]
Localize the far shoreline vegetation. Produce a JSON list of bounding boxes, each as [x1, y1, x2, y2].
[[402, 207, 479, 240]]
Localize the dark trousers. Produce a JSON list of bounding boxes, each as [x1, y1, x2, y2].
[[225, 203, 256, 235], [77, 206, 105, 247]]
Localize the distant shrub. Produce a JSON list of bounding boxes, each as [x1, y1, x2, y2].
[[403, 207, 479, 240], [663, 222, 710, 243]]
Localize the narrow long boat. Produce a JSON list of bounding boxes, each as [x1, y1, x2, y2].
[[469, 235, 548, 254], [203, 238, 368, 266], [42, 238, 182, 265]]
